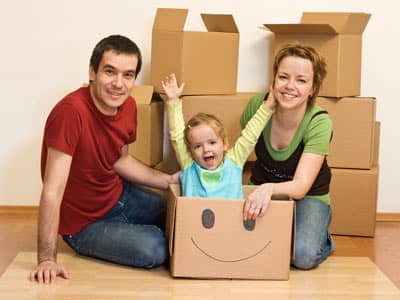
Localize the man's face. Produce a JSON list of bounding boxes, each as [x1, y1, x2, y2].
[[89, 50, 138, 116]]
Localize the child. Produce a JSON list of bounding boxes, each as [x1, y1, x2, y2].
[[162, 73, 275, 199]]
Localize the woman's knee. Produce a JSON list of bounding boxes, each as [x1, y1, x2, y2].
[[292, 238, 333, 270], [292, 246, 320, 270]]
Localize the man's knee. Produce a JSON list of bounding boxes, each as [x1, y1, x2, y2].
[[139, 232, 168, 269]]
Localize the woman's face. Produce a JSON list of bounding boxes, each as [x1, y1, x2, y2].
[[273, 56, 314, 111]]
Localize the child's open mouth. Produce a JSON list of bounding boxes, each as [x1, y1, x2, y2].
[[204, 155, 215, 164]]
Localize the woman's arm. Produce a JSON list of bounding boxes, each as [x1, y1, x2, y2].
[[243, 152, 324, 220]]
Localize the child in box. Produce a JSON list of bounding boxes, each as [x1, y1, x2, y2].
[[162, 74, 274, 206]]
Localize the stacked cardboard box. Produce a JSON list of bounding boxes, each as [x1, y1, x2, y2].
[[263, 12, 371, 97], [317, 98, 380, 237], [136, 9, 378, 280], [263, 12, 379, 237], [150, 8, 295, 279], [127, 86, 164, 166]]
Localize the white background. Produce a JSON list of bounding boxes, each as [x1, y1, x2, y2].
[[0, 0, 398, 212]]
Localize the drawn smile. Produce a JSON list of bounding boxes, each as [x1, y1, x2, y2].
[[191, 237, 271, 262]]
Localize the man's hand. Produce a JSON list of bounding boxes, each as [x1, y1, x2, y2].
[[29, 260, 70, 284], [170, 171, 180, 184], [161, 73, 185, 101]]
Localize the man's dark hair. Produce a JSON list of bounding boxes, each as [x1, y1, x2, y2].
[[89, 35, 142, 78]]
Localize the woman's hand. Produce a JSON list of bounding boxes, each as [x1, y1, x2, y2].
[[161, 73, 185, 102], [264, 86, 276, 112], [243, 183, 274, 220]]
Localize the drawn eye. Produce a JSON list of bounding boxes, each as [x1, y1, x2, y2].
[[243, 219, 256, 231], [201, 209, 215, 229]]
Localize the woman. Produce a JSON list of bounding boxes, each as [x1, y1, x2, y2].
[[240, 43, 335, 270]]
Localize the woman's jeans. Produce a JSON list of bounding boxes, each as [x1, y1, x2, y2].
[[291, 198, 336, 270], [63, 181, 167, 269]]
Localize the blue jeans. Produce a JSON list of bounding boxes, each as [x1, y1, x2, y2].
[[291, 198, 335, 270], [63, 181, 167, 269]]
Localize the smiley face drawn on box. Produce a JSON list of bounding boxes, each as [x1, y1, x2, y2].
[[190, 208, 272, 262], [172, 197, 283, 265]]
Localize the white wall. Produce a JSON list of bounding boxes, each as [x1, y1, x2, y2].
[[1, 0, 398, 212]]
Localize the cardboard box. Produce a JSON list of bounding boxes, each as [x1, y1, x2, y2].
[[151, 8, 239, 95], [263, 12, 371, 97], [329, 166, 379, 237], [317, 96, 376, 169], [166, 184, 294, 279], [128, 86, 163, 166], [373, 122, 381, 166]]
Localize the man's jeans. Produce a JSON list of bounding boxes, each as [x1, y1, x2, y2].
[[291, 198, 336, 270], [63, 181, 167, 269]]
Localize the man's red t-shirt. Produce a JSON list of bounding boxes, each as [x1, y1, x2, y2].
[[41, 87, 137, 235]]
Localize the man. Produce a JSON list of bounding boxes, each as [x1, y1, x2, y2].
[[29, 35, 178, 284]]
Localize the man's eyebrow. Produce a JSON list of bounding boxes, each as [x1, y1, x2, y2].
[[125, 69, 136, 74], [102, 64, 136, 74], [102, 64, 116, 69]]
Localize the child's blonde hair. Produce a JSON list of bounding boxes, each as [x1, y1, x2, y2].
[[184, 113, 228, 147]]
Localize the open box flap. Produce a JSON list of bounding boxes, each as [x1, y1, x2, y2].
[[301, 12, 371, 34], [153, 8, 188, 31], [131, 85, 154, 105], [263, 23, 337, 35], [166, 184, 180, 256], [201, 13, 238, 33], [131, 85, 163, 105]]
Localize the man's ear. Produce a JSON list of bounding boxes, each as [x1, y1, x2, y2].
[[89, 65, 95, 81]]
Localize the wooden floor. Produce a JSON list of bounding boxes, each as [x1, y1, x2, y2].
[[1, 211, 399, 299]]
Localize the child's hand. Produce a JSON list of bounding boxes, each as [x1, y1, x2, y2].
[[264, 85, 276, 112], [161, 73, 185, 102]]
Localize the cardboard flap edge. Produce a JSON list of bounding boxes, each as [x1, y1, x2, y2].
[[263, 23, 337, 34], [301, 12, 371, 34], [167, 184, 179, 256], [201, 13, 239, 33]]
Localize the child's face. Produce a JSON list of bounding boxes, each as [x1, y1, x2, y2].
[[187, 124, 227, 170]]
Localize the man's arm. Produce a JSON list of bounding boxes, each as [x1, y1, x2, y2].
[[114, 145, 179, 189], [29, 147, 72, 283]]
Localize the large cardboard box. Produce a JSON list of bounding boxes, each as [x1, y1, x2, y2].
[[166, 184, 294, 280], [151, 8, 239, 95], [128, 86, 163, 166], [263, 12, 371, 97], [329, 166, 379, 237], [317, 96, 376, 169]]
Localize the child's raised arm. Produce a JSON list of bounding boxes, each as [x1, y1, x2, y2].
[[161, 74, 192, 170]]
